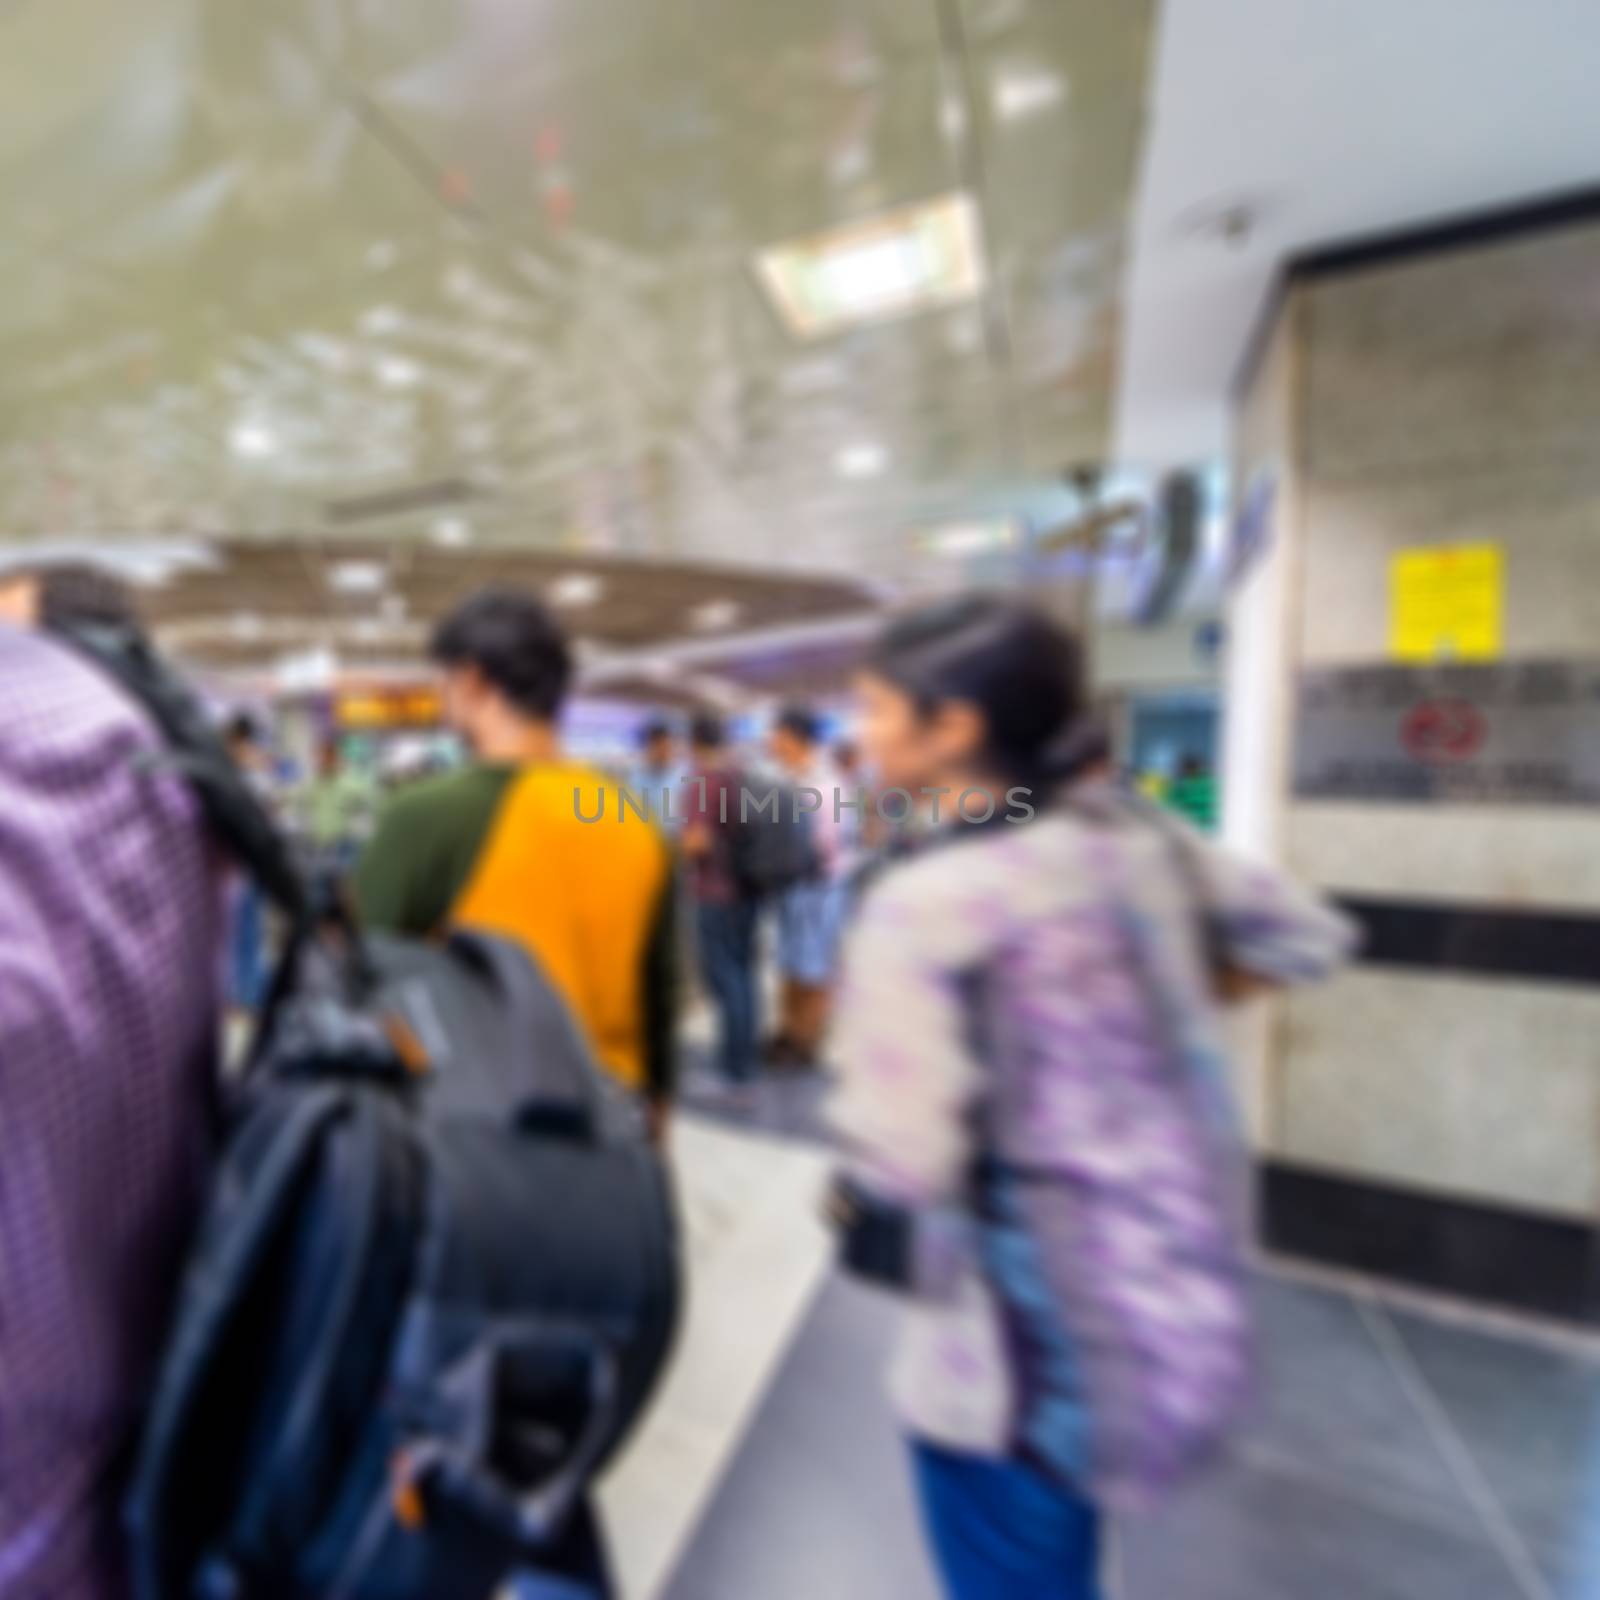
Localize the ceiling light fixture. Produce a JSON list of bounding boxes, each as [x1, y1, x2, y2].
[[328, 560, 388, 595], [376, 355, 421, 389], [756, 192, 986, 340], [835, 441, 888, 480], [431, 516, 472, 547], [361, 305, 403, 337], [549, 573, 604, 608], [229, 421, 277, 459], [689, 599, 743, 632], [992, 66, 1067, 122], [939, 90, 968, 145], [916, 519, 1020, 558]]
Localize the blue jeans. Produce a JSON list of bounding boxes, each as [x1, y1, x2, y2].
[[695, 898, 759, 1084], [228, 880, 267, 1010], [912, 1444, 1102, 1600], [775, 878, 844, 985]]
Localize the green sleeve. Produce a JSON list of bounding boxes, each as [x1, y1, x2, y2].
[[355, 791, 445, 935], [640, 855, 681, 1103], [353, 769, 511, 937]]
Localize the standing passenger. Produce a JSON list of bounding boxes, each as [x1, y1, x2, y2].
[[0, 613, 222, 1600], [629, 717, 688, 833], [356, 587, 678, 1142], [681, 713, 760, 1103], [829, 597, 1354, 1600], [766, 705, 846, 1068]]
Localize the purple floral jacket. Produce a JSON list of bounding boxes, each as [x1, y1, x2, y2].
[[829, 787, 1354, 1506]]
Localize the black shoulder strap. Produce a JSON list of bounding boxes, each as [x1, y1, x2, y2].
[[51, 620, 310, 925]]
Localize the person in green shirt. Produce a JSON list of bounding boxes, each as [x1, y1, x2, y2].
[[1168, 752, 1218, 832], [298, 739, 375, 851]]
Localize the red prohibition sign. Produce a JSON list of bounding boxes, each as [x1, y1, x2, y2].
[[1400, 699, 1487, 764]]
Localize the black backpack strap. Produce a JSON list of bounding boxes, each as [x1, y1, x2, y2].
[[52, 620, 310, 924], [50, 620, 336, 1078]]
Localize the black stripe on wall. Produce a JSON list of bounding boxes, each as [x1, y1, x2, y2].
[[1291, 183, 1600, 281], [1336, 895, 1600, 987], [1260, 1162, 1600, 1326]]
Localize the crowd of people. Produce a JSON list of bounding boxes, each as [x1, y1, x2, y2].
[[0, 565, 1352, 1600]]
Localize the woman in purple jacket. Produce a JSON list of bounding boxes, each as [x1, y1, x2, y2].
[[829, 598, 1353, 1600]]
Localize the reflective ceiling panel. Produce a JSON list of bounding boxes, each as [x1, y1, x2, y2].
[[0, 0, 1158, 620]]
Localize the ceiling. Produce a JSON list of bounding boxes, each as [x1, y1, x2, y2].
[[115, 538, 883, 677], [1115, 0, 1600, 470], [0, 0, 1159, 616]]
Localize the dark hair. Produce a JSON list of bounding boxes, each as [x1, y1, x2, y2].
[[36, 563, 142, 633], [774, 703, 819, 746], [638, 717, 673, 748], [689, 712, 725, 749], [431, 587, 572, 721], [866, 596, 1102, 789], [222, 712, 259, 748]]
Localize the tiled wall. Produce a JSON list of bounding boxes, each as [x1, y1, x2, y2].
[[1234, 222, 1600, 1221]]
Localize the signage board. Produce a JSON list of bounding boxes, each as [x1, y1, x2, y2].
[[1294, 660, 1600, 806], [336, 689, 443, 729], [1389, 542, 1503, 661]]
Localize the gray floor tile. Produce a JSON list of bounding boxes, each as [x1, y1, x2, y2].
[[661, 1274, 939, 1600], [1119, 1456, 1520, 1600], [1242, 1276, 1479, 1527], [663, 1265, 1591, 1600], [1385, 1309, 1600, 1595], [677, 1046, 836, 1145]]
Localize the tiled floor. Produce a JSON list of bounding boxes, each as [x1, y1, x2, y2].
[[596, 1118, 832, 1599], [617, 1081, 1600, 1600], [660, 1260, 1600, 1600]]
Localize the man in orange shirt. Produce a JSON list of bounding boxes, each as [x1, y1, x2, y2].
[[356, 587, 678, 1143]]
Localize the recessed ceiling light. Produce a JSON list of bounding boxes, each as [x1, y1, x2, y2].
[[939, 90, 967, 145], [229, 611, 264, 640], [549, 573, 604, 608], [376, 355, 421, 389], [835, 441, 888, 480], [328, 560, 388, 595], [276, 647, 338, 692], [361, 305, 403, 336], [431, 516, 472, 547], [756, 193, 985, 340], [229, 421, 277, 459], [689, 599, 743, 632], [916, 519, 1020, 557], [992, 66, 1067, 122]]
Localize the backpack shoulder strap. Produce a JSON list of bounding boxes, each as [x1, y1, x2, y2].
[[52, 620, 309, 923]]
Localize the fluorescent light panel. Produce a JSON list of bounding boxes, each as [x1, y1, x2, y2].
[[549, 573, 604, 608], [689, 599, 743, 632], [916, 519, 1020, 558], [431, 516, 472, 547], [756, 192, 986, 339], [835, 441, 888, 480], [328, 560, 388, 594]]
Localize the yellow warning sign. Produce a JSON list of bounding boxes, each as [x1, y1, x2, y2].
[[1390, 543, 1503, 661]]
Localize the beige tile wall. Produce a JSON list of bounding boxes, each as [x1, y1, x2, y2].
[[1278, 974, 1600, 1220], [1235, 221, 1600, 1217]]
